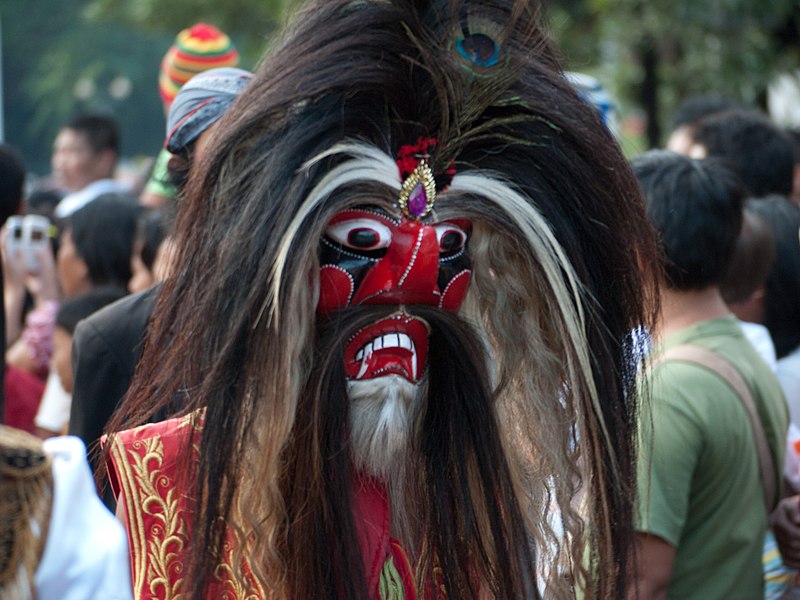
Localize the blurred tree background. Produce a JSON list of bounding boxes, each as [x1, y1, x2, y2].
[[549, 0, 800, 149], [0, 0, 281, 176], [1, 0, 798, 176]]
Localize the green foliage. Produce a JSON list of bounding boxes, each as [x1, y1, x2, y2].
[[1, 0, 171, 174], [1, 0, 293, 175], [550, 0, 799, 146], [3, 0, 797, 173], [84, 0, 295, 62], [23, 23, 166, 142]]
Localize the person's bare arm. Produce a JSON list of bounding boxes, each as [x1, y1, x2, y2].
[[2, 226, 28, 346], [6, 337, 38, 373], [629, 533, 676, 600], [773, 495, 800, 568]]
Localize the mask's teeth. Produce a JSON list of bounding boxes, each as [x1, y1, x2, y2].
[[353, 332, 419, 378], [399, 333, 412, 351], [355, 341, 372, 361], [356, 344, 373, 379], [377, 333, 400, 349]]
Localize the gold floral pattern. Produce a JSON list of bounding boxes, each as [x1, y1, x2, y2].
[[109, 414, 269, 600], [110, 429, 189, 599], [109, 413, 425, 599]]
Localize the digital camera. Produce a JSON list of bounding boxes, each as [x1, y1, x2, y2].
[[5, 215, 52, 272]]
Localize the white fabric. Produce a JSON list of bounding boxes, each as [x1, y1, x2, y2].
[[739, 320, 777, 373], [33, 370, 71, 433], [54, 179, 130, 219], [784, 423, 800, 490], [35, 436, 132, 600], [778, 345, 800, 428], [775, 345, 800, 487], [768, 70, 800, 128]]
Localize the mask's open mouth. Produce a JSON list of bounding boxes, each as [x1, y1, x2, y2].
[[344, 314, 429, 383]]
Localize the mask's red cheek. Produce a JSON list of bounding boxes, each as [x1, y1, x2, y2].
[[438, 270, 471, 311], [318, 265, 355, 315]]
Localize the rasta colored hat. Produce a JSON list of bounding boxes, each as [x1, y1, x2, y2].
[[165, 67, 253, 154], [159, 23, 240, 109]]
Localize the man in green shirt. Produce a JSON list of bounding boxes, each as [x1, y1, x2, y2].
[[631, 151, 789, 599]]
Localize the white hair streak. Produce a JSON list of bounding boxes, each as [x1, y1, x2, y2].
[[266, 142, 400, 324], [448, 172, 610, 466]]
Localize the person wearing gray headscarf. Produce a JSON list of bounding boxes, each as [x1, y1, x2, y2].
[[162, 67, 253, 191], [67, 68, 254, 503], [141, 66, 253, 207], [165, 67, 253, 155]]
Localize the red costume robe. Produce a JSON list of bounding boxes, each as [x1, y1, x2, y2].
[[106, 413, 438, 599]]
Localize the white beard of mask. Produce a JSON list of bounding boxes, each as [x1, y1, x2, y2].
[[348, 374, 423, 542], [348, 374, 421, 480]]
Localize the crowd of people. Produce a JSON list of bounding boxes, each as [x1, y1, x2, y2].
[[1, 0, 799, 598]]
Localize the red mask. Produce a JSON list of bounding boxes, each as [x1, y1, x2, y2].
[[318, 207, 471, 383]]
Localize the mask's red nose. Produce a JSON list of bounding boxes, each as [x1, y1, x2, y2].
[[350, 221, 440, 306]]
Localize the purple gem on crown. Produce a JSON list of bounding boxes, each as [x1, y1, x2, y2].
[[408, 182, 428, 218]]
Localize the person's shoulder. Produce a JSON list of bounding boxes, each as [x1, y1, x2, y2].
[[649, 356, 723, 390], [651, 317, 751, 387], [85, 286, 158, 325], [647, 347, 741, 418], [778, 348, 800, 384], [74, 287, 158, 342]]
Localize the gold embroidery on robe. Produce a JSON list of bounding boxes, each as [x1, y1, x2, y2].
[[110, 432, 189, 599], [109, 413, 270, 599]]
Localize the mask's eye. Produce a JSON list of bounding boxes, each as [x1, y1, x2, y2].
[[325, 218, 392, 252], [435, 223, 468, 256]]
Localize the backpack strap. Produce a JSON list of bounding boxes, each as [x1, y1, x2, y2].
[[655, 343, 777, 513]]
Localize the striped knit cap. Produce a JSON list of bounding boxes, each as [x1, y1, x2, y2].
[[159, 23, 239, 109]]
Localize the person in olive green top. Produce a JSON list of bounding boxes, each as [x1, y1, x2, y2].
[[631, 151, 789, 599]]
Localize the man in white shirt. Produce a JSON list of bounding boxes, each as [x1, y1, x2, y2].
[[51, 115, 129, 218]]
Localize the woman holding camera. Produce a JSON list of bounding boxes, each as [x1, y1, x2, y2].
[[3, 193, 139, 436]]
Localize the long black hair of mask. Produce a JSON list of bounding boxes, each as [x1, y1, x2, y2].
[[279, 304, 538, 599]]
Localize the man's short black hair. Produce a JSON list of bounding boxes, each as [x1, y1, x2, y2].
[[787, 128, 800, 163], [719, 208, 775, 304], [692, 109, 794, 197], [0, 144, 26, 223], [670, 94, 741, 131], [67, 193, 140, 289], [63, 114, 120, 155], [748, 195, 800, 359], [632, 150, 745, 291], [137, 207, 173, 271]]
